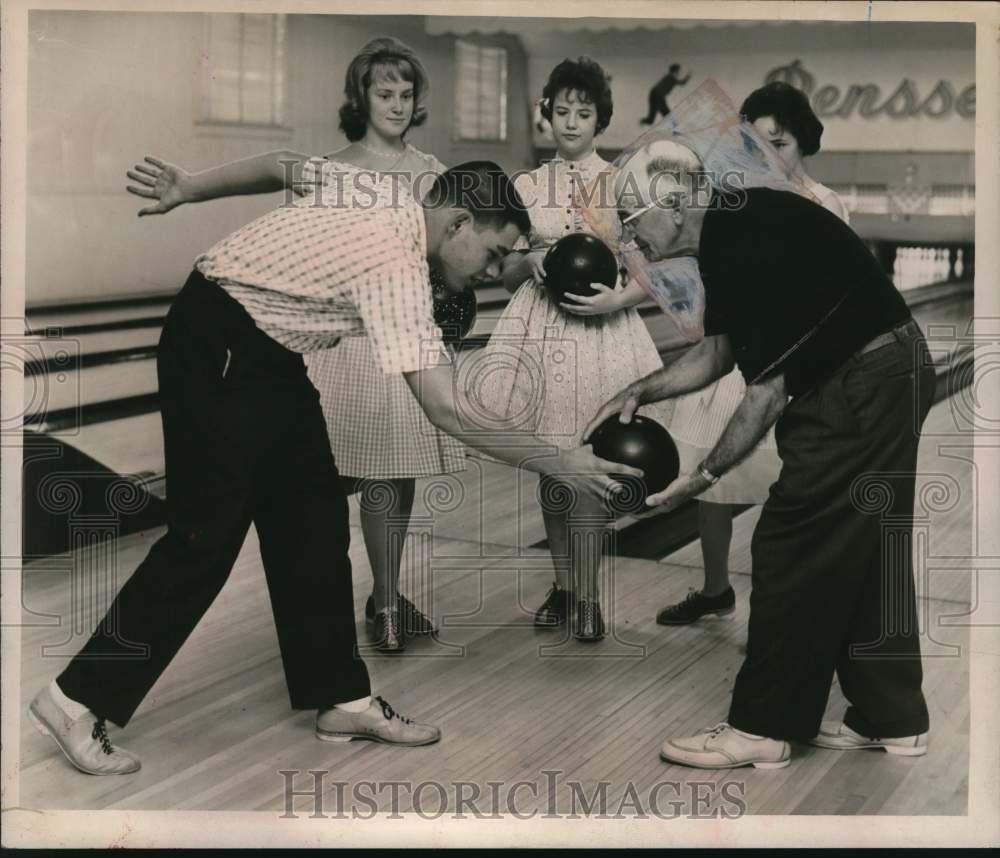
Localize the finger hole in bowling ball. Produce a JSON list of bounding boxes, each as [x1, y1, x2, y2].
[[605, 475, 648, 516], [544, 232, 618, 307], [591, 413, 680, 509]]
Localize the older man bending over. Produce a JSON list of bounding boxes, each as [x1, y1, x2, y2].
[[586, 140, 935, 769]]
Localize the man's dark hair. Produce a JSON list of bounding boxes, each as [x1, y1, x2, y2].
[[540, 57, 614, 134], [426, 161, 531, 234], [740, 81, 824, 157]]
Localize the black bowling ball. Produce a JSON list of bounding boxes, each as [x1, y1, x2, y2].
[[543, 232, 619, 305], [590, 413, 680, 514]]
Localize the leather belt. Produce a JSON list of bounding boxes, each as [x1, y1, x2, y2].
[[855, 319, 919, 359]]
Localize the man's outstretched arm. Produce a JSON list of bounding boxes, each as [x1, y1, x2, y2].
[[582, 334, 735, 440], [645, 371, 787, 511]]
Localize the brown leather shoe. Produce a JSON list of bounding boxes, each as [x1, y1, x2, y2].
[[316, 696, 441, 746], [28, 685, 140, 775]]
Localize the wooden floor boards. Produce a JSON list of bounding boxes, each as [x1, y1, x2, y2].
[[16, 399, 972, 815]]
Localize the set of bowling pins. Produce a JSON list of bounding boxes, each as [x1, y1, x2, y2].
[[893, 246, 959, 291]]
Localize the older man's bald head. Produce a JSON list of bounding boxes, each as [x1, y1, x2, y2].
[[613, 139, 708, 262], [614, 139, 704, 209]]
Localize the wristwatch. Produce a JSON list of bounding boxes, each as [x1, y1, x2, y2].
[[697, 462, 721, 486]]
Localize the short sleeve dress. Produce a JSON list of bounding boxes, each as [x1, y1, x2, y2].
[[669, 181, 850, 503], [304, 145, 466, 480], [473, 151, 673, 449]]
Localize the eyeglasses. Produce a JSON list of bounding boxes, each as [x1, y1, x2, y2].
[[618, 192, 681, 227]]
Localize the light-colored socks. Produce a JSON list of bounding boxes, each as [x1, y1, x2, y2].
[[334, 695, 372, 713], [49, 680, 91, 720]]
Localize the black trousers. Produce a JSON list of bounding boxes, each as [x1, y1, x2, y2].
[[58, 271, 371, 727], [728, 319, 935, 741]]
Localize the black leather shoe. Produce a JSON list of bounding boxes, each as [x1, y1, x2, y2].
[[398, 594, 437, 636], [573, 599, 605, 642], [534, 584, 574, 628], [366, 594, 437, 636], [372, 608, 405, 652], [656, 587, 736, 625]]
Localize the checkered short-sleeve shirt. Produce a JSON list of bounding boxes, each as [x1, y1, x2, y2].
[[195, 164, 448, 375]]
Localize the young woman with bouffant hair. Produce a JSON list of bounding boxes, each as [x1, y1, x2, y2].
[[125, 36, 465, 653]]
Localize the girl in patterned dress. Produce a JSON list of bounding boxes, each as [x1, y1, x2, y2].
[[126, 37, 461, 652], [656, 81, 851, 626], [477, 58, 672, 642], [303, 39, 464, 653]]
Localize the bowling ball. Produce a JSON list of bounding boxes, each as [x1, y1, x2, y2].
[[590, 413, 680, 515], [433, 286, 478, 347], [543, 232, 619, 305]]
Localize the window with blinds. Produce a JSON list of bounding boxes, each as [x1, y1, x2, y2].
[[201, 14, 287, 127], [453, 40, 508, 142]]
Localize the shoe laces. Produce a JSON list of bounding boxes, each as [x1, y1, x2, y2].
[[399, 595, 430, 622], [703, 722, 730, 739], [680, 588, 703, 606], [375, 696, 413, 725], [91, 718, 115, 755]]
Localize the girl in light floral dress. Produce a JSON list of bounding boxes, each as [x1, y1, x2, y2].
[[477, 58, 672, 642]]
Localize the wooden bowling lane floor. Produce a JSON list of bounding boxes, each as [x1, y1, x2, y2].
[[16, 399, 974, 815]]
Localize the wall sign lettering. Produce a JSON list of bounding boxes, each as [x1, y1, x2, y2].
[[765, 60, 975, 120]]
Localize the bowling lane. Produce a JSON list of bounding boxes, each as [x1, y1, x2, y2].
[[909, 288, 975, 366], [18, 392, 972, 814]]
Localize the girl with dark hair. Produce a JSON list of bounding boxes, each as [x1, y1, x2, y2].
[[125, 37, 463, 653], [479, 57, 672, 642], [740, 80, 848, 220], [656, 80, 849, 627]]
